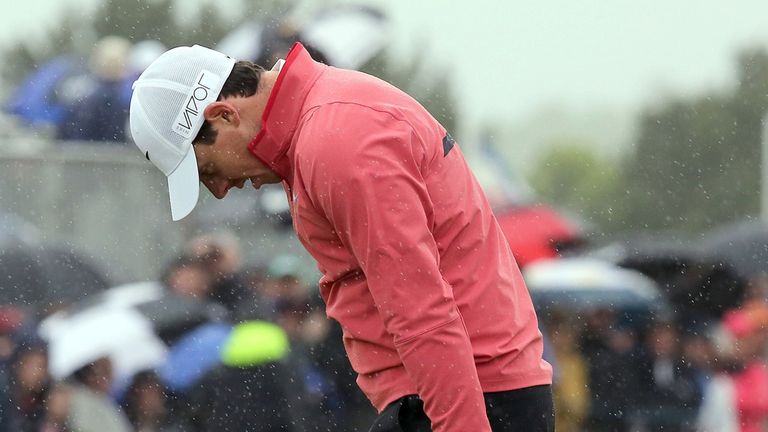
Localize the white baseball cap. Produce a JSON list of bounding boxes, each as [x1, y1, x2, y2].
[[129, 45, 236, 221]]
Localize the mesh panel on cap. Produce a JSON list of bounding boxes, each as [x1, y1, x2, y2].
[[130, 45, 235, 177], [139, 48, 209, 148], [131, 86, 186, 175], [140, 86, 188, 148]]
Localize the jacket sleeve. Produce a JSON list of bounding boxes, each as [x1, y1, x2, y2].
[[305, 105, 492, 431]]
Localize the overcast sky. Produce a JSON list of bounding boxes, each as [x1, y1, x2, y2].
[[3, 0, 768, 133]]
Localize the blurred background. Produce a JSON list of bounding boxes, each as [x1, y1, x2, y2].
[[1, 0, 768, 431]]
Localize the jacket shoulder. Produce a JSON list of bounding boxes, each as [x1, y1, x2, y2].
[[301, 102, 421, 154]]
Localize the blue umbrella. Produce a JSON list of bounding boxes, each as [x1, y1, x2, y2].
[[5, 55, 83, 126], [158, 323, 232, 392]]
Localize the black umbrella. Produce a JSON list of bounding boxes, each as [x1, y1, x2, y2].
[[0, 243, 109, 312], [590, 233, 744, 318], [702, 219, 768, 280]]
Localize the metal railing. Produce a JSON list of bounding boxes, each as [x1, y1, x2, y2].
[[0, 139, 308, 285]]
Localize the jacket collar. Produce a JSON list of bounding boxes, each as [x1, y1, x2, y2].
[[248, 43, 326, 181]]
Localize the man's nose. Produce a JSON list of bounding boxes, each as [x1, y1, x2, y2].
[[204, 178, 229, 199]]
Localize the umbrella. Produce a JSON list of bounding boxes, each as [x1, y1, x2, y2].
[[591, 234, 744, 318], [55, 281, 230, 345], [496, 205, 582, 268], [41, 306, 167, 382], [4, 55, 82, 127], [524, 258, 668, 313], [299, 5, 389, 70], [158, 322, 232, 392], [467, 131, 536, 209], [216, 20, 264, 62], [0, 211, 40, 247], [702, 219, 768, 280], [216, 5, 388, 70], [0, 243, 109, 310], [88, 281, 165, 308], [39, 281, 232, 391]]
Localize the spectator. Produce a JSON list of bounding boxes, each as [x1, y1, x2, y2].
[[242, 254, 309, 320], [582, 309, 640, 432], [184, 231, 251, 314], [266, 256, 329, 348], [547, 313, 589, 432], [634, 319, 702, 431], [0, 306, 27, 432], [160, 255, 213, 301], [0, 360, 10, 432], [681, 326, 715, 397], [698, 303, 768, 432], [122, 370, 186, 432], [39, 384, 71, 432], [57, 36, 132, 142], [158, 255, 231, 341], [306, 319, 377, 431], [275, 293, 340, 428], [185, 321, 298, 431], [66, 357, 132, 432], [10, 340, 51, 432], [265, 255, 310, 302], [231, 263, 273, 322], [184, 231, 243, 276], [267, 256, 370, 430]]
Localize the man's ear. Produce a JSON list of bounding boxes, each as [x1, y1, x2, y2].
[[203, 102, 240, 126]]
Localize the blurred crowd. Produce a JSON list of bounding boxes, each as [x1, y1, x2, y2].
[[3, 14, 349, 145], [2, 225, 768, 431], [542, 272, 768, 432], [0, 231, 377, 432], [4, 35, 160, 144]]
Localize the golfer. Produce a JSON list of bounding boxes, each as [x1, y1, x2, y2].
[[129, 43, 553, 431]]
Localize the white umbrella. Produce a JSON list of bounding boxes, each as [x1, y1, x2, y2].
[[37, 281, 164, 338], [41, 280, 226, 348], [95, 281, 165, 307], [523, 258, 666, 311], [217, 6, 388, 70], [41, 305, 167, 381], [300, 5, 389, 70], [216, 20, 264, 61]]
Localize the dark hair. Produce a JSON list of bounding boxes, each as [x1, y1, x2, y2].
[[159, 254, 208, 287], [71, 362, 96, 385], [121, 370, 165, 427], [194, 60, 265, 145]]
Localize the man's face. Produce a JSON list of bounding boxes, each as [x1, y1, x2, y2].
[[193, 68, 282, 200], [193, 118, 280, 199], [167, 264, 211, 299]]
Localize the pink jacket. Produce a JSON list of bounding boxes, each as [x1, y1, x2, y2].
[[249, 43, 552, 431], [735, 361, 768, 432]]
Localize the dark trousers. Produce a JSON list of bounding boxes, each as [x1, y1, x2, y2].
[[368, 385, 554, 432]]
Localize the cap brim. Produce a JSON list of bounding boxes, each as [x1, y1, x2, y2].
[[167, 147, 200, 221]]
